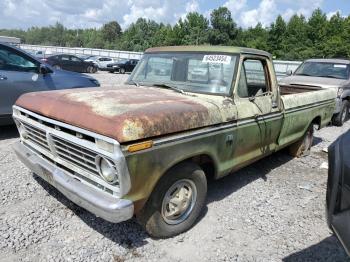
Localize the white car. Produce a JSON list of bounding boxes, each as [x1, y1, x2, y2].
[[85, 56, 116, 71]]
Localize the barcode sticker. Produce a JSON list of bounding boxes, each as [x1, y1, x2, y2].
[[202, 55, 231, 65]]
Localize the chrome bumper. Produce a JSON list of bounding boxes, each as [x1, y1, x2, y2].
[[13, 141, 134, 223]]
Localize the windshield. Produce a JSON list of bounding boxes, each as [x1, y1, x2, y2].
[[128, 52, 238, 95], [295, 62, 350, 80]]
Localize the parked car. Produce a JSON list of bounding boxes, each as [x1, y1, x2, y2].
[[13, 46, 336, 238], [327, 130, 350, 256], [42, 54, 98, 73], [107, 59, 139, 73], [0, 43, 100, 126], [280, 59, 350, 126], [85, 56, 116, 71]]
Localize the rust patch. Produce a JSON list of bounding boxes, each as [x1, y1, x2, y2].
[[15, 85, 234, 143]]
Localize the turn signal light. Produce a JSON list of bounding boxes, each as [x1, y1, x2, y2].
[[128, 141, 153, 153]]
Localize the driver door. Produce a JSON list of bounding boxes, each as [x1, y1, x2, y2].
[[0, 45, 48, 119], [233, 56, 283, 167], [327, 131, 350, 255]]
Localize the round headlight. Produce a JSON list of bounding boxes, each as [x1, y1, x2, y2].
[[98, 157, 118, 184]]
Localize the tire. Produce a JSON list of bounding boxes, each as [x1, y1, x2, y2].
[[288, 124, 314, 157], [120, 68, 126, 74], [92, 67, 98, 73], [137, 162, 207, 238], [87, 66, 94, 73], [109, 70, 115, 73], [53, 65, 61, 70], [332, 100, 349, 126]]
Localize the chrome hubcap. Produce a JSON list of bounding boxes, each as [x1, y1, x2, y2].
[[161, 179, 197, 225]]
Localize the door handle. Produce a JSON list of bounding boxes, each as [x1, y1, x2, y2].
[[0, 75, 7, 80]]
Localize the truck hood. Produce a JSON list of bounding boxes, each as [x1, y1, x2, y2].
[[280, 75, 349, 89], [15, 86, 235, 143]]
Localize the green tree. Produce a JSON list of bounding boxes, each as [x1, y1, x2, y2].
[[209, 7, 237, 45], [101, 21, 122, 43], [268, 15, 286, 58], [181, 12, 209, 45]]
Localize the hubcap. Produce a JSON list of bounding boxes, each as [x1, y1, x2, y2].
[[161, 179, 197, 225]]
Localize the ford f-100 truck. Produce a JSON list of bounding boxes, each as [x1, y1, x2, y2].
[[12, 46, 336, 238]]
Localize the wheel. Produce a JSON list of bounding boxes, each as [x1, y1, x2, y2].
[[137, 162, 207, 238], [120, 68, 126, 74], [288, 124, 314, 157], [53, 65, 61, 70], [92, 67, 98, 73], [87, 66, 94, 73], [109, 70, 115, 73], [332, 100, 349, 126]]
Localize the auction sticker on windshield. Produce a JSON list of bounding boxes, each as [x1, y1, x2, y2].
[[203, 55, 231, 65]]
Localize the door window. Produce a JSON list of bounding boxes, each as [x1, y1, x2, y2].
[[0, 47, 38, 72], [60, 55, 70, 61], [237, 59, 269, 98], [70, 56, 81, 62]]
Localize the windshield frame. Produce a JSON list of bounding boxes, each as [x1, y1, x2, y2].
[[294, 61, 350, 80], [127, 51, 240, 97]]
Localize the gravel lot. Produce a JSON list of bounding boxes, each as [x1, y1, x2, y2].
[[1, 72, 349, 261]]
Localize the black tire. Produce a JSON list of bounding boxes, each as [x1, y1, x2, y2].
[[332, 100, 349, 126], [120, 68, 126, 74], [109, 70, 115, 73], [92, 67, 98, 73], [137, 162, 207, 238], [288, 124, 314, 157], [86, 66, 94, 73]]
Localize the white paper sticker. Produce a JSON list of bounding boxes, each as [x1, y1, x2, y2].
[[202, 55, 231, 65], [334, 64, 347, 68]]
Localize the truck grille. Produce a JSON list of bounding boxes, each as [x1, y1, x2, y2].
[[22, 122, 50, 152], [51, 135, 100, 177], [15, 112, 121, 195]]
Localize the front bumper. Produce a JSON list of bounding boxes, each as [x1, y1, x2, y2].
[[13, 141, 134, 223]]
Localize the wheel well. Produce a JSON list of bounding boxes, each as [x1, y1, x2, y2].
[[190, 154, 217, 180], [312, 116, 321, 130], [168, 154, 217, 181]]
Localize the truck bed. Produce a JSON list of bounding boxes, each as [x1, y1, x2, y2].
[[280, 84, 322, 95]]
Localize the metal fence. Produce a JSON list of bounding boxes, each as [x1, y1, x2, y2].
[[20, 44, 302, 78], [20, 44, 143, 60]]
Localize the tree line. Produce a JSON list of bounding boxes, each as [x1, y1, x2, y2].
[[1, 7, 349, 60]]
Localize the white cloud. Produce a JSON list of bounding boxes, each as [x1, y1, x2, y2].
[[224, 0, 247, 14], [240, 0, 277, 27], [0, 0, 331, 30], [326, 10, 342, 20]]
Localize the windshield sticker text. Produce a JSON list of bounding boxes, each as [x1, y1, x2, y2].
[[202, 55, 231, 65]]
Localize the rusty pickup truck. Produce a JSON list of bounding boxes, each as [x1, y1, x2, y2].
[[12, 46, 336, 238]]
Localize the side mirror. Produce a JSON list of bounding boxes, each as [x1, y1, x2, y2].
[[39, 64, 52, 74], [286, 69, 293, 76]]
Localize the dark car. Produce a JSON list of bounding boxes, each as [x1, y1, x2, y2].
[[0, 43, 100, 126], [107, 59, 139, 74], [327, 130, 350, 256], [42, 54, 98, 73]]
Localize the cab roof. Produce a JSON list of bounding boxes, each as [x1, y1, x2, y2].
[[145, 45, 272, 58]]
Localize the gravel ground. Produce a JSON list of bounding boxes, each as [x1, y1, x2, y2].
[[0, 72, 349, 261]]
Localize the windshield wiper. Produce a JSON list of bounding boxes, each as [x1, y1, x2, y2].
[[295, 73, 312, 76], [316, 75, 341, 79], [152, 83, 185, 94]]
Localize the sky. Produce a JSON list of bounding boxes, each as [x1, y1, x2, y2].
[[0, 0, 349, 30]]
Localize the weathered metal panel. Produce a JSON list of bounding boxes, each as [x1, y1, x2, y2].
[[15, 86, 237, 143]]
